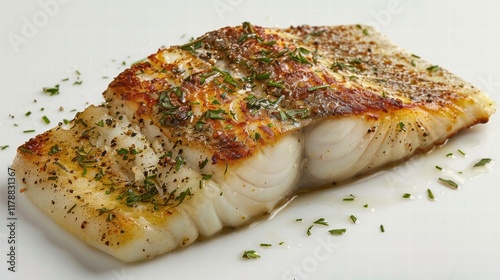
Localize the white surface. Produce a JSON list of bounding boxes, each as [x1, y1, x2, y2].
[[1, 1, 500, 279]]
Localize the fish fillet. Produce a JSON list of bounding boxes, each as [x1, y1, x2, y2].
[[12, 23, 495, 262]]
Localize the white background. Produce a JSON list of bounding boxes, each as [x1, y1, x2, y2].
[[1, 0, 500, 279]]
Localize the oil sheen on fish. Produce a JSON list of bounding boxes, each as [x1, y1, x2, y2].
[[12, 23, 495, 262]]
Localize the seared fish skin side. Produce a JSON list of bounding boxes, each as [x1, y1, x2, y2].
[[13, 23, 495, 261]]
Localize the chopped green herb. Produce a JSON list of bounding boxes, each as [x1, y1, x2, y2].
[[307, 85, 330, 92], [255, 72, 271, 80], [242, 250, 260, 259], [42, 115, 50, 124], [23, 129, 35, 133], [254, 132, 261, 141], [259, 243, 272, 247], [410, 60, 416, 66], [457, 149, 466, 156], [199, 158, 209, 170], [48, 145, 61, 156], [268, 80, 284, 88], [201, 174, 213, 180], [473, 158, 492, 167], [363, 204, 368, 208], [427, 188, 435, 200], [42, 84, 60, 96], [279, 241, 284, 245], [438, 177, 459, 189], [362, 28, 369, 35], [175, 188, 192, 206], [329, 228, 347, 235], [174, 155, 186, 171], [426, 65, 440, 72], [62, 78, 69, 81], [411, 54, 421, 59], [402, 193, 412, 198], [313, 218, 329, 226], [380, 224, 385, 233], [295, 218, 303, 222], [73, 80, 83, 85], [349, 215, 358, 223], [398, 122, 406, 132], [75, 70, 81, 75], [446, 152, 454, 157], [96, 120, 105, 127], [343, 194, 356, 201], [307, 225, 313, 236], [1, 145, 9, 150], [25, 111, 32, 116], [435, 166, 443, 170]]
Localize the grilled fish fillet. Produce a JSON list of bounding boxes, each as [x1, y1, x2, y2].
[[12, 23, 495, 262]]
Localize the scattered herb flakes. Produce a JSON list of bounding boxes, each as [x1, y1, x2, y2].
[[329, 228, 347, 235], [427, 188, 435, 200], [25, 111, 32, 116], [349, 215, 358, 224], [343, 194, 356, 201], [42, 115, 51, 124], [61, 78, 69, 82], [402, 193, 412, 198], [380, 224, 385, 233], [73, 80, 83, 85], [259, 243, 272, 247], [438, 177, 459, 189], [473, 158, 492, 167], [397, 121, 406, 132], [426, 65, 440, 72], [435, 165, 443, 171], [446, 152, 454, 157], [457, 149, 466, 156], [313, 218, 329, 226], [295, 218, 303, 222], [23, 129, 35, 133], [306, 225, 313, 236], [362, 28, 369, 36], [1, 145, 9, 150], [278, 241, 285, 245], [42, 84, 60, 96], [48, 145, 61, 156], [307, 85, 330, 92], [242, 250, 260, 259], [363, 204, 369, 208]]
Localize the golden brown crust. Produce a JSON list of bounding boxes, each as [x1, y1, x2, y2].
[[104, 23, 493, 165]]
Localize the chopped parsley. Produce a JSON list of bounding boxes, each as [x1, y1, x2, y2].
[[438, 177, 459, 189], [313, 218, 329, 226], [328, 228, 347, 235], [42, 84, 60, 96], [242, 250, 260, 259], [473, 158, 492, 167], [427, 188, 435, 200]]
